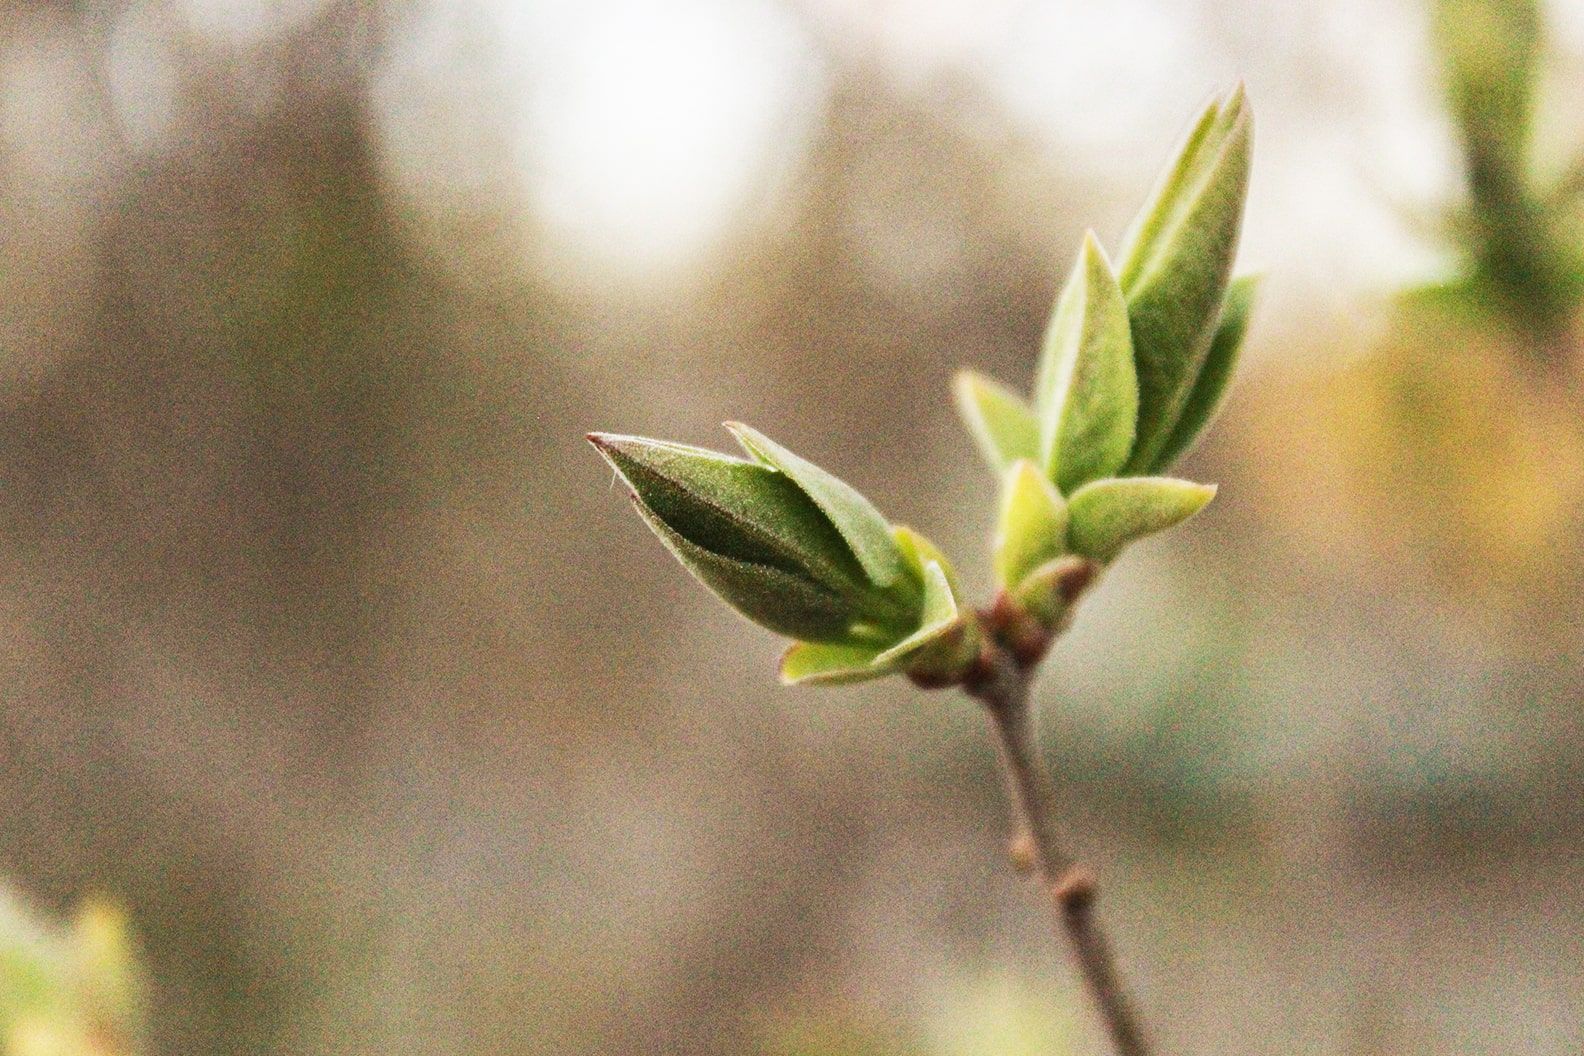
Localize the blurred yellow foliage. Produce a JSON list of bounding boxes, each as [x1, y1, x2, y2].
[[1250, 302, 1584, 612], [0, 889, 143, 1056]]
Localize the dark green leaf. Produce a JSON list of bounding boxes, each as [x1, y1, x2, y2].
[[630, 497, 860, 643]]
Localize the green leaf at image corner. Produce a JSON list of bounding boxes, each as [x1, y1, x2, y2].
[[725, 422, 907, 589], [1033, 232, 1138, 493], [1118, 87, 1252, 473], [1149, 273, 1259, 472], [1066, 476, 1217, 561], [952, 370, 1041, 473], [993, 460, 1069, 590]]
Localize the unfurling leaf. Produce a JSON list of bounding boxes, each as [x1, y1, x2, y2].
[[1150, 273, 1259, 471], [1118, 86, 1252, 473], [873, 560, 960, 666], [993, 460, 1069, 590], [953, 370, 1041, 473], [591, 429, 976, 684], [1035, 232, 1137, 493], [1013, 554, 1099, 626], [726, 422, 906, 588], [1066, 476, 1217, 561]]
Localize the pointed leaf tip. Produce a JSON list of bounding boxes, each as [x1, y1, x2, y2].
[[1066, 476, 1217, 561], [724, 422, 906, 588], [953, 370, 1041, 474], [1034, 232, 1138, 493]]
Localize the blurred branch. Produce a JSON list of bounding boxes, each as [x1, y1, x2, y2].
[[964, 644, 1151, 1056]]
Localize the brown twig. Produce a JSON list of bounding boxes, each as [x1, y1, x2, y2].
[[964, 642, 1153, 1056]]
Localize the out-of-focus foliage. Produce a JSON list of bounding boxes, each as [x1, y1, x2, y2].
[[1247, 0, 1584, 607], [761, 1014, 918, 1056], [1424, 0, 1584, 358], [0, 888, 144, 1056]]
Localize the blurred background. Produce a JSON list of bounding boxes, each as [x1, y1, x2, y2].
[[0, 0, 1581, 1053]]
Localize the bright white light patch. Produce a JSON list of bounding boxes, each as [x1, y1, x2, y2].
[[508, 0, 826, 279], [990, 0, 1200, 171]]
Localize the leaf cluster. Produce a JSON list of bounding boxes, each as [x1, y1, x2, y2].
[[590, 89, 1257, 689]]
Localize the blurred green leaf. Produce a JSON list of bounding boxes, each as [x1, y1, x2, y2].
[[952, 371, 1041, 474], [1066, 476, 1216, 560], [1, 888, 143, 1056], [993, 461, 1069, 590], [1150, 273, 1259, 471], [1034, 233, 1138, 493], [1118, 87, 1252, 473]]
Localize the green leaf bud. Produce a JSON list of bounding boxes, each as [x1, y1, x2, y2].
[[1066, 476, 1217, 561], [590, 431, 920, 643], [952, 370, 1041, 473], [1034, 232, 1139, 493], [992, 460, 1069, 591], [1118, 86, 1252, 473]]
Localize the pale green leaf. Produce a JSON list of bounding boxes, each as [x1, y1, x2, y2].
[[1115, 99, 1222, 288], [726, 422, 907, 589], [1066, 476, 1217, 561], [1033, 232, 1138, 492], [1118, 87, 1253, 473], [993, 460, 1069, 590], [1150, 273, 1259, 471], [1012, 554, 1099, 625], [871, 561, 960, 667], [780, 641, 894, 686], [952, 370, 1040, 473], [891, 524, 960, 598]]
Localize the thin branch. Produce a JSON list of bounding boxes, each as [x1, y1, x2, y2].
[[965, 646, 1153, 1056]]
